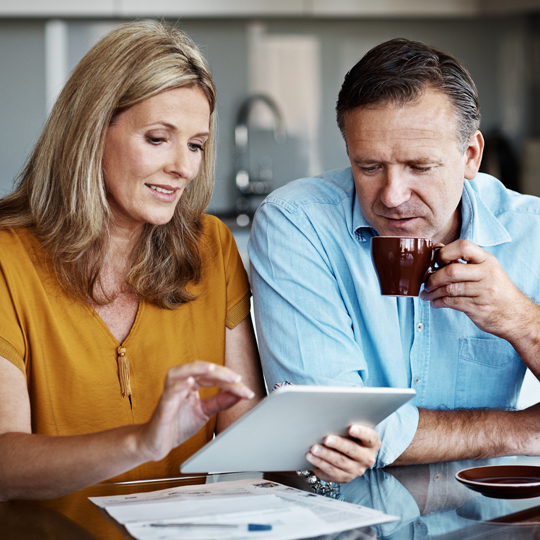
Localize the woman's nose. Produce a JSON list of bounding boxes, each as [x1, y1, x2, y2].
[[164, 146, 200, 180]]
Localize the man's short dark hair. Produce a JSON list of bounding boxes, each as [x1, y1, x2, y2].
[[336, 38, 480, 152]]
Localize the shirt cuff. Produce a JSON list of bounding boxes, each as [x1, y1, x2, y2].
[[374, 403, 419, 467]]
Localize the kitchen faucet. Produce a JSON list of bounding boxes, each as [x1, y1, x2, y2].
[[233, 93, 286, 225]]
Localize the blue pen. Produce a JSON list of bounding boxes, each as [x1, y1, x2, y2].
[[149, 522, 273, 531]]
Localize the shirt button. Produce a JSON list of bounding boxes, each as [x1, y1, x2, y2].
[[434, 473, 441, 481], [414, 376, 421, 384], [416, 323, 424, 331]]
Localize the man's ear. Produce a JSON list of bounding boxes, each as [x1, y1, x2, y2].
[[464, 130, 484, 180]]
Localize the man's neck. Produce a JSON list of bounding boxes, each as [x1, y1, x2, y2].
[[434, 203, 462, 245]]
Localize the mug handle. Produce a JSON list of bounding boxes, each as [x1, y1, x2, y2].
[[423, 246, 442, 283]]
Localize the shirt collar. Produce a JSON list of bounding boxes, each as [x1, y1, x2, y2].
[[459, 179, 511, 246], [351, 177, 512, 246]]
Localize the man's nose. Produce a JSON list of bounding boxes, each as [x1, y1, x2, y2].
[[379, 168, 411, 208]]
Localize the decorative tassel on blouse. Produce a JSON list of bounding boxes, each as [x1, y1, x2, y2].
[[116, 346, 132, 398]]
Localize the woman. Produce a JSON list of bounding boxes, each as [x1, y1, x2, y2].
[[0, 21, 379, 502], [0, 20, 265, 500]]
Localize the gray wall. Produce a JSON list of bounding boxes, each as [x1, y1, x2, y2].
[[0, 15, 536, 207], [0, 20, 46, 194]]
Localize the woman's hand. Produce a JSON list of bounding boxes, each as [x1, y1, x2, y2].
[[0, 357, 256, 500], [137, 361, 255, 462], [305, 425, 381, 483]]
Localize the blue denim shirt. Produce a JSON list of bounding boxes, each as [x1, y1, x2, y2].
[[248, 168, 540, 467]]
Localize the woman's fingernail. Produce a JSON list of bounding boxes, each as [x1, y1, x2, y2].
[[311, 444, 322, 455], [325, 436, 335, 447], [349, 426, 360, 437], [243, 389, 255, 399]]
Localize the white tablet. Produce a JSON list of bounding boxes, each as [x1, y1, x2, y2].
[[180, 385, 415, 473]]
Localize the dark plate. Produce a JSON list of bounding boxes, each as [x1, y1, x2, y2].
[[456, 465, 540, 499]]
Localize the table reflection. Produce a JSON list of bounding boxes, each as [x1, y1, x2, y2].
[[336, 456, 540, 539], [2, 458, 540, 539], [2, 475, 208, 540]]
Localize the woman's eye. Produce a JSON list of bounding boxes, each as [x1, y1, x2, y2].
[[188, 142, 204, 152]]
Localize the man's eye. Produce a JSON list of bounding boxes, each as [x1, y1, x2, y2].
[[360, 165, 379, 173], [411, 166, 431, 172], [147, 136, 165, 145]]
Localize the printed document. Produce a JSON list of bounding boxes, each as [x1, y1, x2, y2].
[[90, 478, 398, 540]]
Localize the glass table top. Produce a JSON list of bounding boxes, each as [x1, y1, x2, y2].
[[2, 456, 540, 539]]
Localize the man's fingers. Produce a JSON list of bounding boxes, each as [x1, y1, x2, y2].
[[348, 424, 382, 448], [423, 280, 483, 303], [424, 261, 483, 293], [436, 239, 489, 266], [306, 448, 354, 483], [306, 444, 370, 483], [305, 428, 381, 483]]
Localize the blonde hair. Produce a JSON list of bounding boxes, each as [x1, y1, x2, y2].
[[0, 20, 217, 308]]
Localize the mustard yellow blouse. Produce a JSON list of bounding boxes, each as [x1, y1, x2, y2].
[[0, 215, 250, 482]]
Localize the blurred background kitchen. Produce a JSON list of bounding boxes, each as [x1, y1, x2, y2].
[[1, 0, 539, 405]]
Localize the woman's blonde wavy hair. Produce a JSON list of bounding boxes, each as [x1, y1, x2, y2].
[[0, 20, 217, 309]]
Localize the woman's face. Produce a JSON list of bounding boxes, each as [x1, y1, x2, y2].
[[102, 86, 211, 236]]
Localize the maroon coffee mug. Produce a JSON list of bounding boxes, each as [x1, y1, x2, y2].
[[371, 236, 440, 296]]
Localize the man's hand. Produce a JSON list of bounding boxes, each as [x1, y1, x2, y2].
[[305, 425, 381, 483], [421, 240, 539, 341]]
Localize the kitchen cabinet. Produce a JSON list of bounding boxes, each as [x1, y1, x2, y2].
[[310, 0, 478, 17], [310, 0, 540, 17], [120, 0, 304, 17], [0, 0, 539, 18], [0, 0, 115, 16], [0, 0, 305, 17]]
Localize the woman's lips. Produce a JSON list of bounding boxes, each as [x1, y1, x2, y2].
[[145, 183, 179, 201]]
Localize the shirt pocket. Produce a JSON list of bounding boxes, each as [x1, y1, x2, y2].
[[455, 337, 525, 409]]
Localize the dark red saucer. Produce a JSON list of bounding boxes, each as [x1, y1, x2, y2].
[[456, 465, 540, 499]]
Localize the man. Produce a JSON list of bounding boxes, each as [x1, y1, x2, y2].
[[249, 38, 540, 481]]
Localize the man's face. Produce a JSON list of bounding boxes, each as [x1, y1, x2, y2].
[[344, 89, 482, 244]]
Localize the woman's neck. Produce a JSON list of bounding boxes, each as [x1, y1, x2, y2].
[[108, 221, 143, 263], [95, 222, 142, 301]]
